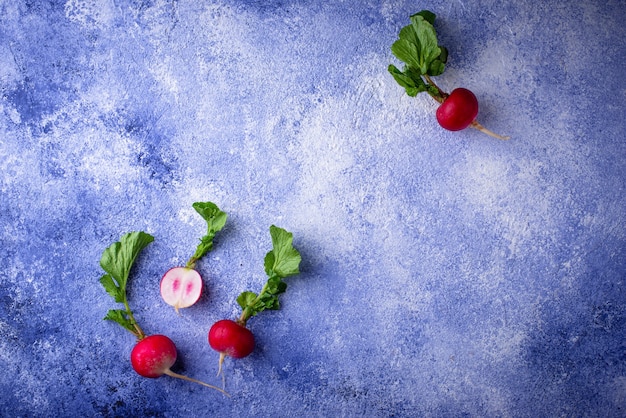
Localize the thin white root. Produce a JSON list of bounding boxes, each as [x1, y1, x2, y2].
[[217, 352, 227, 390], [164, 369, 230, 397], [470, 120, 510, 140], [217, 352, 226, 377]]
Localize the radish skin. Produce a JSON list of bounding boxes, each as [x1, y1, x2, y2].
[[435, 87, 509, 140], [131, 335, 229, 395], [436, 88, 478, 131], [131, 334, 177, 378], [208, 320, 255, 376]]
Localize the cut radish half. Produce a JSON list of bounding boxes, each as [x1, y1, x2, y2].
[[160, 267, 203, 313]]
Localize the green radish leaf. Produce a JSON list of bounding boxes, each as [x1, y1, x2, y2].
[[237, 291, 258, 310], [388, 10, 448, 97], [391, 39, 421, 70], [238, 226, 301, 323], [104, 309, 136, 333], [414, 10, 436, 25], [187, 201, 227, 267], [258, 294, 281, 310], [100, 231, 154, 291], [266, 275, 288, 295], [263, 252, 276, 277], [99, 231, 153, 339], [410, 14, 441, 74], [428, 60, 446, 76], [438, 46, 448, 63], [99, 274, 122, 303], [264, 225, 301, 278], [428, 46, 448, 76], [193, 201, 228, 232], [388, 64, 428, 96], [398, 25, 419, 49], [388, 64, 416, 88]]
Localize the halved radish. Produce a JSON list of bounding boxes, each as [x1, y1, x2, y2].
[[159, 202, 226, 313], [160, 267, 203, 313]]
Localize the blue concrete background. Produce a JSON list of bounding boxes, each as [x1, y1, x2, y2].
[[1, 0, 625, 416]]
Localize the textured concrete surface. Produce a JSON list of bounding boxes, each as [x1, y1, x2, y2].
[[1, 0, 625, 416]]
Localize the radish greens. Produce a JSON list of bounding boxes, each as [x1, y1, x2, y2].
[[99, 231, 154, 340]]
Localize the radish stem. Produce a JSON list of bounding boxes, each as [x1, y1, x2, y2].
[[123, 299, 145, 340], [238, 279, 272, 326], [424, 74, 447, 103]]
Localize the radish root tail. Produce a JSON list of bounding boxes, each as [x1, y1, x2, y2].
[[470, 120, 510, 140], [217, 352, 227, 390], [217, 352, 226, 377], [163, 369, 230, 397]]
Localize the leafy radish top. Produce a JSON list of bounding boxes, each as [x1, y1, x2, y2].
[[99, 231, 154, 340], [186, 202, 227, 270], [99, 231, 229, 395], [236, 225, 302, 326], [388, 10, 509, 140], [388, 10, 448, 99], [207, 225, 302, 379]]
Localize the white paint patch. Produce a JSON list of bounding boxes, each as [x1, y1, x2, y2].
[[148, 59, 181, 98], [64, 0, 115, 29], [456, 154, 510, 209], [0, 44, 21, 90]]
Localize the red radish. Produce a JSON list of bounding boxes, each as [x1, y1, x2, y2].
[[131, 334, 177, 378], [208, 320, 255, 375], [389, 11, 510, 140], [436, 88, 478, 131], [131, 335, 229, 395], [207, 226, 301, 380], [160, 267, 203, 314], [436, 88, 509, 139]]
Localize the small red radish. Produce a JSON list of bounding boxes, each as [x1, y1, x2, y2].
[[389, 11, 510, 140], [208, 226, 301, 379], [209, 320, 255, 374], [435, 88, 509, 140], [436, 88, 478, 131], [160, 267, 203, 314], [99, 233, 228, 395], [131, 334, 178, 378], [161, 202, 227, 313], [131, 334, 229, 395]]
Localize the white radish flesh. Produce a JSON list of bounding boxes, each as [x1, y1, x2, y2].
[[160, 267, 203, 313]]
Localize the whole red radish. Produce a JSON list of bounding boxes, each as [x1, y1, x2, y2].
[[160, 267, 203, 314], [131, 334, 177, 378], [436, 88, 479, 131], [208, 226, 301, 379], [99, 233, 228, 395], [389, 10, 510, 140], [209, 319, 255, 359], [209, 320, 255, 376], [131, 335, 229, 395]]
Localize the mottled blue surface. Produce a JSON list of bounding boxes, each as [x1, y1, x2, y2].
[[1, 0, 625, 416]]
